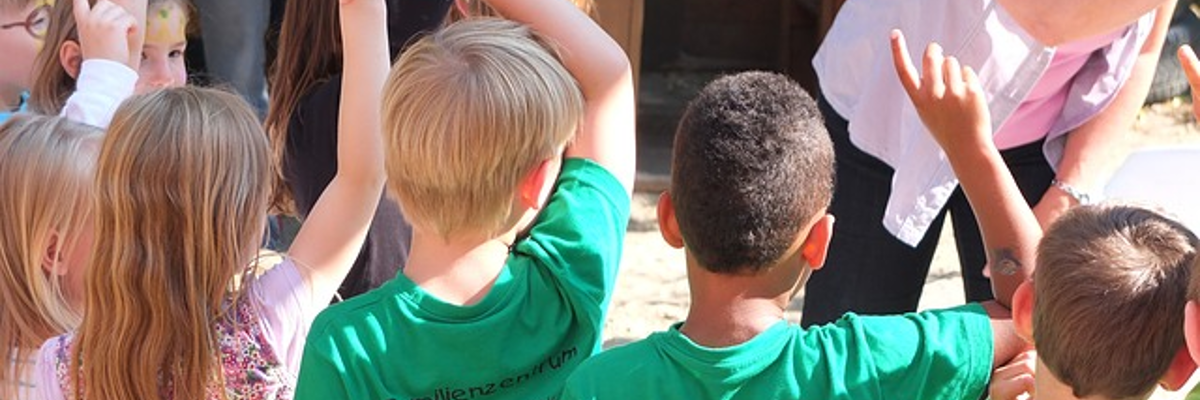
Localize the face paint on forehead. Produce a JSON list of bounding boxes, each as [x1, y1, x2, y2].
[[145, 2, 186, 45]]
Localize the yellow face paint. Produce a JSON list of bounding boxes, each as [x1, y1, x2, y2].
[[145, 2, 187, 46]]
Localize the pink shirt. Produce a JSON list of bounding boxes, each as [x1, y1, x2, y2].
[[34, 259, 321, 400], [993, 29, 1128, 149]]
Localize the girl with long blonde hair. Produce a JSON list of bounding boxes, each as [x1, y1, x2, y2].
[[33, 0, 389, 397], [0, 114, 101, 399]]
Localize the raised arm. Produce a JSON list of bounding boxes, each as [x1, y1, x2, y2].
[[288, 0, 389, 301], [890, 31, 1041, 309], [483, 0, 637, 195], [1179, 44, 1200, 120], [62, 0, 142, 128], [997, 0, 1167, 46]]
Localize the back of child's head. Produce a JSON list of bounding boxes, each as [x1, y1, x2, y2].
[[382, 18, 583, 239], [30, 0, 191, 114], [74, 86, 269, 399], [0, 114, 99, 398], [1034, 205, 1198, 399], [670, 71, 832, 274]]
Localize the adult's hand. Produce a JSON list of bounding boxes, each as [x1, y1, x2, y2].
[[1032, 189, 1072, 229]]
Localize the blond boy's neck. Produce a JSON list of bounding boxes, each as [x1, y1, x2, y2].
[[402, 230, 518, 306]]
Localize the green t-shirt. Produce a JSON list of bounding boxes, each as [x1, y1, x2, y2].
[[562, 304, 993, 400], [295, 159, 630, 400]]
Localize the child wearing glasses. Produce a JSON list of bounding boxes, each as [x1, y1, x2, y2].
[[0, 0, 47, 124]]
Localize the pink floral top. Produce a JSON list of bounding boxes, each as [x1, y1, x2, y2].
[[34, 260, 319, 400]]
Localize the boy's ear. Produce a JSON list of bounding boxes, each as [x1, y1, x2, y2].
[[799, 214, 835, 271], [518, 159, 555, 210], [1159, 345, 1198, 391], [656, 191, 684, 249], [1185, 302, 1200, 365], [41, 232, 67, 277], [1011, 280, 1035, 344], [59, 40, 83, 79]]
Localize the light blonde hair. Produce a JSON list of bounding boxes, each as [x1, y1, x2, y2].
[[382, 18, 583, 239], [72, 87, 270, 399], [0, 114, 100, 398], [1035, 205, 1198, 400]]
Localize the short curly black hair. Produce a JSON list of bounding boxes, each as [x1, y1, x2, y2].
[[671, 71, 833, 274]]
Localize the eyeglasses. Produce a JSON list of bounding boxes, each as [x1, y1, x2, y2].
[[1, 4, 51, 40]]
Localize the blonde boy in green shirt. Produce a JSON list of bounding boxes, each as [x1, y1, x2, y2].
[[293, 0, 635, 397]]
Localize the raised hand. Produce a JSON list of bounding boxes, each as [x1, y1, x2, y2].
[[890, 29, 993, 154], [989, 350, 1036, 400], [72, 0, 140, 68], [1178, 45, 1200, 122], [891, 29, 1040, 310]]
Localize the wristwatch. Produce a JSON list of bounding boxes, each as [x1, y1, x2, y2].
[[1051, 179, 1095, 206]]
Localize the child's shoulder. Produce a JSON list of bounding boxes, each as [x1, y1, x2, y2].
[[564, 336, 661, 391], [556, 158, 628, 198], [307, 280, 406, 342]]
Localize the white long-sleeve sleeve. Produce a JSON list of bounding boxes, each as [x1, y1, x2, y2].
[[59, 59, 138, 129]]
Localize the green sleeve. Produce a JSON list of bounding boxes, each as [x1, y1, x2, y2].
[[294, 332, 352, 400], [853, 303, 994, 400], [519, 159, 631, 314]]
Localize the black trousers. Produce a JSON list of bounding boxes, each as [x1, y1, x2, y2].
[[800, 97, 1055, 327]]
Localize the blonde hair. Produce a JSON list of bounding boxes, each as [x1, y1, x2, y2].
[[72, 87, 270, 399], [0, 114, 100, 398], [382, 18, 583, 239]]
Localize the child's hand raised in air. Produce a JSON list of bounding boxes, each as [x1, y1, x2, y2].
[[73, 0, 142, 69], [989, 350, 1036, 400], [1178, 45, 1200, 121], [891, 29, 993, 154]]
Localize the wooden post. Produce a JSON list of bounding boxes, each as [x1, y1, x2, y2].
[[596, 0, 645, 89]]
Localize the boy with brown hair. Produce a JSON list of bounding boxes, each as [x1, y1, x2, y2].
[[977, 42, 1200, 400], [998, 206, 1199, 400], [563, 31, 1040, 398]]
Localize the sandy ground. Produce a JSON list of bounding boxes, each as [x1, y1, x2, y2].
[[602, 99, 1200, 398]]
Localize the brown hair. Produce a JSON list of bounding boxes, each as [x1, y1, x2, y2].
[[0, 114, 100, 399], [1034, 205, 1198, 399], [72, 87, 269, 399], [29, 0, 194, 115], [670, 72, 833, 274], [263, 0, 342, 214]]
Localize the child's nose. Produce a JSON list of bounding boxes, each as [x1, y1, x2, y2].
[[145, 61, 175, 87]]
